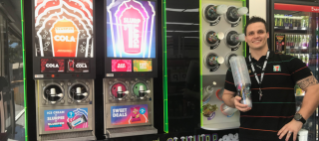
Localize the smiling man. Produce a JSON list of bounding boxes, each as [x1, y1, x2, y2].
[[222, 16, 319, 141]]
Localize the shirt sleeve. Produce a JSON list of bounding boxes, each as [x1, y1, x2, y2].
[[224, 68, 237, 92], [288, 57, 312, 84]]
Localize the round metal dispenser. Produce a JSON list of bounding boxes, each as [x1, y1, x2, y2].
[[131, 81, 150, 100], [205, 31, 225, 49], [43, 83, 64, 104], [69, 83, 89, 103], [204, 5, 227, 23], [205, 53, 224, 71], [109, 82, 129, 101], [225, 6, 248, 25], [226, 31, 245, 48]]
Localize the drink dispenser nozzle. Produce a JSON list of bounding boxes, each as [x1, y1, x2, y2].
[[210, 5, 228, 15], [237, 7, 248, 17], [76, 87, 82, 95], [231, 33, 245, 42], [138, 85, 151, 99], [227, 7, 248, 22], [227, 31, 245, 46], [117, 86, 129, 100], [229, 7, 248, 19], [50, 88, 56, 96], [49, 88, 63, 104], [74, 87, 88, 103], [207, 32, 225, 45], [205, 5, 228, 21]]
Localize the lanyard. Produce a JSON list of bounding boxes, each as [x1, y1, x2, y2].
[[248, 51, 270, 101]]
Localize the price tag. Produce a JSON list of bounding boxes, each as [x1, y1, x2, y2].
[[293, 27, 298, 30], [285, 27, 289, 29]]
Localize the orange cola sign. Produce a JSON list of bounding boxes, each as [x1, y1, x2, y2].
[[50, 18, 79, 57]]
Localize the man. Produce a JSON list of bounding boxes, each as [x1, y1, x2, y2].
[[222, 16, 319, 141]]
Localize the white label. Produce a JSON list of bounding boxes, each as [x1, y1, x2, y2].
[[54, 35, 75, 42], [35, 74, 44, 78], [293, 27, 298, 30], [76, 63, 87, 68], [285, 27, 289, 29], [106, 73, 114, 77], [46, 63, 59, 68], [117, 63, 126, 68], [55, 27, 74, 33]]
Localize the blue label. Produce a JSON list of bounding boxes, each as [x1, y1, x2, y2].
[[67, 111, 75, 118], [140, 108, 146, 114]]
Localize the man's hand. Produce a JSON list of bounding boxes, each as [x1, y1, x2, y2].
[[277, 119, 303, 141], [233, 96, 251, 112]]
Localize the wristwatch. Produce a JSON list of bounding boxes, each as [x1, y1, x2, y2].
[[294, 113, 306, 124]]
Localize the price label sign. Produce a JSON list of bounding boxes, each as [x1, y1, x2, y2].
[[133, 59, 152, 72]]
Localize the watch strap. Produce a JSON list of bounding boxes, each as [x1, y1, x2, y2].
[[295, 113, 306, 124], [300, 117, 306, 124]]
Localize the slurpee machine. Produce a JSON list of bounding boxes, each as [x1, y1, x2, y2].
[[33, 0, 96, 140], [104, 0, 158, 138], [199, 0, 248, 130]]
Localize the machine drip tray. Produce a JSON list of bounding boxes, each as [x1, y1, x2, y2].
[[41, 131, 95, 141], [106, 126, 157, 138]]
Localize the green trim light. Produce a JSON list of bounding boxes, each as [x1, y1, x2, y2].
[[162, 0, 169, 133], [199, 0, 203, 126], [21, 0, 28, 140]]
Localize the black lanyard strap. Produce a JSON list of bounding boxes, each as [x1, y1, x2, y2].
[[248, 51, 270, 101]]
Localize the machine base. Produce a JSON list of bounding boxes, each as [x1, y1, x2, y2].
[[201, 122, 240, 130], [40, 131, 95, 141], [106, 126, 157, 138]]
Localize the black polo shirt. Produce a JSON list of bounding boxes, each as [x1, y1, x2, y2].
[[224, 51, 312, 141]]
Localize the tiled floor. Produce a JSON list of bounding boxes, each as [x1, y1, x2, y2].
[[8, 104, 25, 141]]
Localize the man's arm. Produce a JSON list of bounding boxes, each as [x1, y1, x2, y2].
[[222, 89, 251, 112], [222, 89, 236, 108], [278, 75, 319, 141], [297, 75, 319, 120]]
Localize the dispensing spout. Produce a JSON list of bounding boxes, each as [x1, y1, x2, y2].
[[117, 86, 128, 100]]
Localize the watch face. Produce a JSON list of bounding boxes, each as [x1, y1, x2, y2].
[[294, 113, 302, 120]]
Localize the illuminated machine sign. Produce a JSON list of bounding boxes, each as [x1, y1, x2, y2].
[[35, 0, 93, 58], [111, 104, 149, 125], [112, 59, 132, 72], [41, 59, 65, 73], [67, 59, 90, 73], [44, 108, 89, 131], [106, 0, 156, 58], [133, 59, 152, 72]]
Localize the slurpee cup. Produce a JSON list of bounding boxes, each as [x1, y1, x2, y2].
[[229, 56, 252, 108]]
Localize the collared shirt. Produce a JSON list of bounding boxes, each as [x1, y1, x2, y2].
[[224, 51, 311, 141]]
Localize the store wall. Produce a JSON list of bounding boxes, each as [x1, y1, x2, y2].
[[249, 0, 267, 20]]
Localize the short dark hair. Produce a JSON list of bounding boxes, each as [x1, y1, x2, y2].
[[244, 16, 268, 35]]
